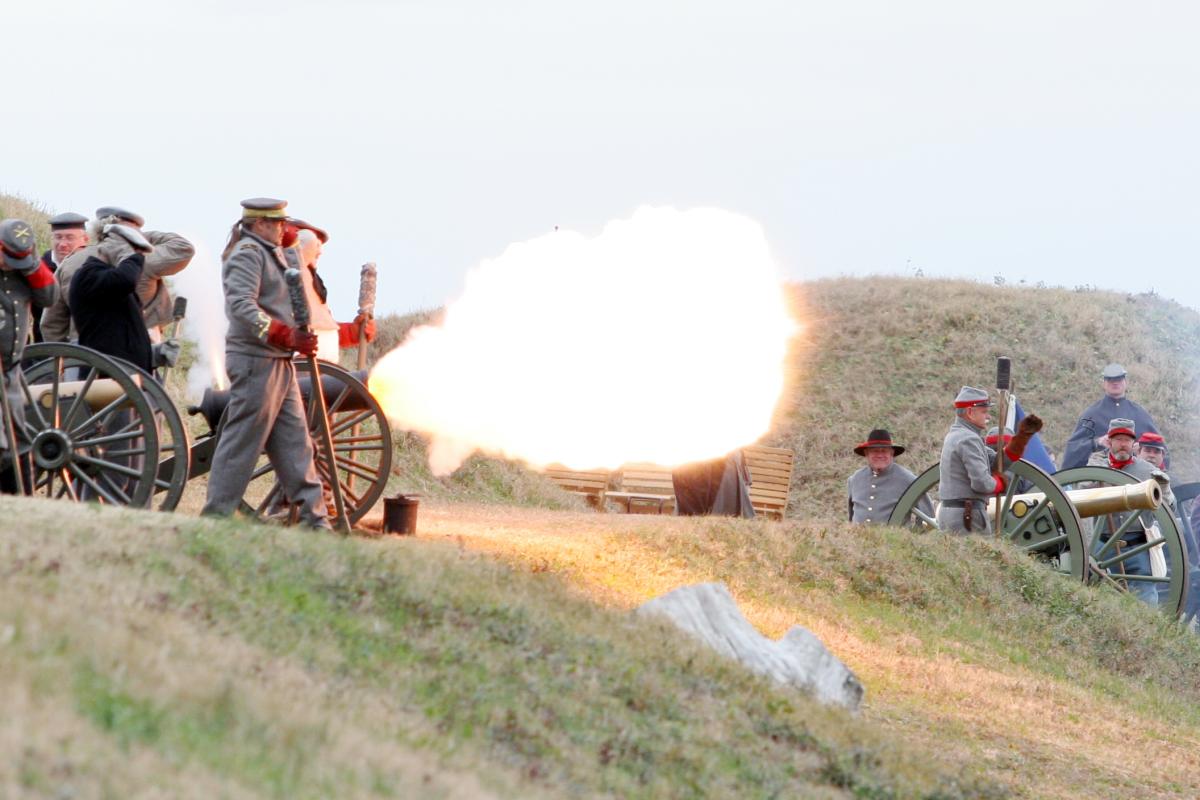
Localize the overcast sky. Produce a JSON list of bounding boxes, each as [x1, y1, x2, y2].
[[6, 1, 1198, 320]]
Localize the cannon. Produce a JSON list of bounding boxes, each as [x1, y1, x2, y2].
[[889, 459, 1191, 617], [178, 360, 393, 524], [12, 342, 393, 525]]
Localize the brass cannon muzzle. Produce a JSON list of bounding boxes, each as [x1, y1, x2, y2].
[[27, 376, 140, 412], [987, 478, 1162, 519]]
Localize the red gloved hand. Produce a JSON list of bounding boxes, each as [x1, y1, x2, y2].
[[338, 315, 377, 347], [267, 320, 318, 356], [992, 473, 1007, 495]]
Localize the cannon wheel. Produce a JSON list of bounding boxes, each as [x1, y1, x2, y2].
[[239, 360, 393, 525], [18, 343, 160, 508], [24, 354, 191, 512], [888, 459, 1088, 583], [1054, 466, 1189, 618]]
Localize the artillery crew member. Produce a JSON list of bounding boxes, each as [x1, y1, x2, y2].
[[0, 219, 59, 492], [847, 428, 929, 524], [201, 198, 329, 530], [32, 212, 88, 342], [69, 223, 157, 372], [1085, 418, 1168, 604], [937, 386, 1043, 534], [39, 206, 194, 355], [284, 222, 376, 362], [1062, 363, 1160, 470]]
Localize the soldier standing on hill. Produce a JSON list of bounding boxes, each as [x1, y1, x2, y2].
[[0, 219, 58, 492], [1061, 363, 1160, 470], [32, 212, 88, 342], [201, 198, 329, 530], [847, 429, 930, 524], [937, 386, 1043, 534]]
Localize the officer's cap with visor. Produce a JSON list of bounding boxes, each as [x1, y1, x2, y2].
[[95, 206, 145, 227], [49, 212, 88, 231], [953, 386, 993, 413], [1101, 363, 1127, 381], [241, 198, 288, 220]]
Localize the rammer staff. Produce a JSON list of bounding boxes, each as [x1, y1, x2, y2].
[[285, 268, 351, 534]]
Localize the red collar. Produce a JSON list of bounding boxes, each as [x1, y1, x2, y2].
[[1108, 453, 1133, 470]]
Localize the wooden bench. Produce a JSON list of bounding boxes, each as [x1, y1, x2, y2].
[[607, 463, 676, 514], [744, 445, 795, 520], [544, 465, 610, 509]]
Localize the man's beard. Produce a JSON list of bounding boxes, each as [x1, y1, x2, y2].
[[1111, 449, 1133, 462]]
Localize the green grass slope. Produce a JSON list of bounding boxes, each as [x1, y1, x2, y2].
[[2, 500, 1001, 800], [771, 277, 1200, 519]]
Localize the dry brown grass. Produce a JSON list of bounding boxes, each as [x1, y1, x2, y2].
[[398, 503, 1200, 800], [772, 277, 1200, 519], [0, 193, 52, 254]]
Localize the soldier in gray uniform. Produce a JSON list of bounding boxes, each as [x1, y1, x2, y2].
[[201, 198, 330, 530], [0, 219, 59, 492], [937, 386, 1043, 534], [1085, 418, 1170, 604], [847, 428, 930, 524]]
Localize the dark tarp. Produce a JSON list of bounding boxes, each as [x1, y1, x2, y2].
[[672, 450, 755, 517]]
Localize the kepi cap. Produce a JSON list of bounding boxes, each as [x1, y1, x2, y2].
[[49, 212, 88, 231], [285, 217, 328, 243], [1107, 418, 1136, 439], [954, 386, 993, 409], [1137, 431, 1166, 451], [1101, 363, 1127, 380], [241, 197, 288, 219], [95, 206, 145, 227], [854, 428, 905, 457], [0, 219, 37, 271]]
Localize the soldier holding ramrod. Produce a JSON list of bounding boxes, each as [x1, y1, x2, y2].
[[201, 198, 329, 530], [937, 386, 1043, 534]]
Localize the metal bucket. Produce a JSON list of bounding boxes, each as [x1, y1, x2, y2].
[[383, 494, 419, 535]]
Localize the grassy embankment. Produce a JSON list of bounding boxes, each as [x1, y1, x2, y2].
[[7, 191, 1200, 797]]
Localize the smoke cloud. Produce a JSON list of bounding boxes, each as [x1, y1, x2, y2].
[[369, 206, 797, 474]]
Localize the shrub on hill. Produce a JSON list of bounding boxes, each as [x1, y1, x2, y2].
[[0, 193, 52, 253]]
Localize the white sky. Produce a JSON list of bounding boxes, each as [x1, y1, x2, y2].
[[6, 1, 1199, 320]]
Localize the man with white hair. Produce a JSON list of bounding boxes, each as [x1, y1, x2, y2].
[[283, 220, 376, 362]]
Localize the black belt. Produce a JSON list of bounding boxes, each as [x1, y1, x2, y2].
[[942, 500, 970, 508]]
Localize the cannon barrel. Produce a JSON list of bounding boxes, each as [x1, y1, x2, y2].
[[987, 478, 1162, 518], [186, 368, 373, 432], [27, 376, 141, 411]]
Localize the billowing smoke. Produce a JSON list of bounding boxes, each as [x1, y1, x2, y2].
[[369, 206, 797, 475], [169, 236, 228, 399]]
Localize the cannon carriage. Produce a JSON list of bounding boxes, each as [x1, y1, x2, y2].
[[10, 342, 393, 525], [889, 459, 1192, 617]]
